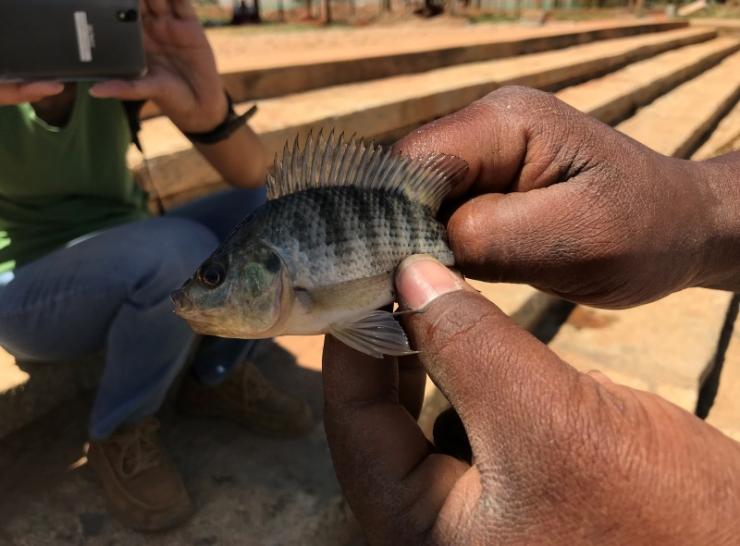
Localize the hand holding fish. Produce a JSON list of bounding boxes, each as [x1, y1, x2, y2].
[[395, 86, 740, 308], [89, 0, 227, 133], [323, 255, 740, 546]]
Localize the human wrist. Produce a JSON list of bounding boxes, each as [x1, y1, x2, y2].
[[689, 154, 740, 292], [181, 93, 257, 145], [166, 91, 230, 134]]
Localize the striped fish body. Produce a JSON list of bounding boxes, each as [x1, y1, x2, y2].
[[249, 185, 454, 334], [173, 131, 467, 358], [268, 185, 453, 283]]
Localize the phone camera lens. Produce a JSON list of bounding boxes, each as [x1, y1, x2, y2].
[[116, 9, 138, 22]]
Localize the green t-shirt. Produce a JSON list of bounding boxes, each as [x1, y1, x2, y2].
[[0, 83, 149, 273]]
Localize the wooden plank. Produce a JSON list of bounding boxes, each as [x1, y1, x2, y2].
[[707, 310, 740, 440], [141, 19, 689, 114], [692, 98, 740, 159], [131, 27, 715, 200], [549, 289, 733, 412], [690, 17, 740, 36], [557, 36, 740, 125], [616, 51, 740, 158]]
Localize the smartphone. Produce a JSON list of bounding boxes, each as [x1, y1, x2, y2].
[[0, 0, 147, 81]]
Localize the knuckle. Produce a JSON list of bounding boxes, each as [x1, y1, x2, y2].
[[447, 203, 494, 265], [485, 84, 551, 105], [481, 86, 564, 123]]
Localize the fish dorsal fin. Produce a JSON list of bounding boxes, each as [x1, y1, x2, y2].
[[266, 130, 468, 214]]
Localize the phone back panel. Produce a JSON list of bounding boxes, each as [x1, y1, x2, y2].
[[0, 0, 146, 81]]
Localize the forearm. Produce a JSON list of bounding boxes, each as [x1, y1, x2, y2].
[[692, 151, 740, 292], [159, 87, 268, 189], [192, 123, 268, 189]]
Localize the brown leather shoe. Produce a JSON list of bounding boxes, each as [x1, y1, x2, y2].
[[177, 359, 313, 437], [86, 418, 193, 531]]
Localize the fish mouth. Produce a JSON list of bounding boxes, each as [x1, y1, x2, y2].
[[170, 288, 194, 316], [170, 288, 236, 336]]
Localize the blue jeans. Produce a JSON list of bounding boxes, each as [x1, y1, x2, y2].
[[0, 188, 265, 439]]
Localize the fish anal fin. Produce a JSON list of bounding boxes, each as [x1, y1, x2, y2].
[[328, 310, 417, 359]]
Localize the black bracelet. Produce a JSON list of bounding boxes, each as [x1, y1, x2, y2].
[[183, 92, 257, 145]]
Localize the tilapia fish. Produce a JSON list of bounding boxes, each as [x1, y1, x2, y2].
[[171, 131, 467, 358]]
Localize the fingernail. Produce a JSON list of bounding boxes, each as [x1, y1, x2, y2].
[[396, 255, 466, 310]]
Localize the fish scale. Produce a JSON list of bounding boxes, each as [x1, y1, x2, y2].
[[173, 131, 468, 358], [255, 186, 453, 289]]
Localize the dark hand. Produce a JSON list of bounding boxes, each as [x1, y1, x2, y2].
[[323, 255, 740, 546], [89, 0, 227, 133], [394, 86, 740, 308]]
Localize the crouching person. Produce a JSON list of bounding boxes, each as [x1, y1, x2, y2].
[[0, 0, 311, 531]]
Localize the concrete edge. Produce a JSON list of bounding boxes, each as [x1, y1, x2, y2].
[[582, 38, 740, 126], [134, 27, 716, 205], [140, 20, 688, 119], [220, 21, 689, 102]]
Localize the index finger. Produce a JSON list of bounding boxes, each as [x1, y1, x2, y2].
[[393, 86, 598, 199], [0, 81, 64, 105], [394, 97, 523, 199]]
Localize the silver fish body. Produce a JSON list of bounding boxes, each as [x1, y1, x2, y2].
[[251, 184, 453, 333], [173, 131, 467, 358]]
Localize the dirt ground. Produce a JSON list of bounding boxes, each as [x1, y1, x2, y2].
[[0, 341, 362, 546]]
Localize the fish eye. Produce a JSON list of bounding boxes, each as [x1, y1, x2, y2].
[[197, 261, 226, 289], [265, 251, 281, 274]]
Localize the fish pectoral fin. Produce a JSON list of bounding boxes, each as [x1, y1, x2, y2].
[[392, 307, 425, 318], [328, 310, 417, 359]]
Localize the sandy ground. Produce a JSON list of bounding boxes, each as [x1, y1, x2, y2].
[[0, 342, 363, 546]]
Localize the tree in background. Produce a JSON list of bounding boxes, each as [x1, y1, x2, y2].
[[415, 0, 445, 16], [294, 0, 317, 19], [231, 0, 261, 23]]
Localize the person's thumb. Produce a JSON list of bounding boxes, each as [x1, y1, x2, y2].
[[395, 254, 585, 462]]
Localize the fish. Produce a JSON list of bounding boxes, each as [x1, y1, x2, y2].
[[171, 130, 467, 358]]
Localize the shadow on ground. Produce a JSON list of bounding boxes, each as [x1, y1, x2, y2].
[[0, 343, 362, 546]]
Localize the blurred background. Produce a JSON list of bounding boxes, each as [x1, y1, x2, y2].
[[193, 0, 740, 25]]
